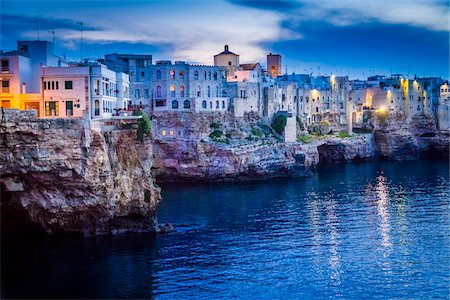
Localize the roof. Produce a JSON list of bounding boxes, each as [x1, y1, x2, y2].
[[214, 45, 238, 57], [240, 63, 259, 71]]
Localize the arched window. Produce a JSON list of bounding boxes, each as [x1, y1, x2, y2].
[[94, 100, 100, 116], [207, 86, 211, 97], [213, 72, 217, 80], [202, 100, 207, 109], [170, 69, 175, 80], [208, 71, 211, 80], [216, 87, 219, 97], [222, 90, 227, 97], [210, 101, 212, 109], [172, 100, 179, 109], [170, 85, 175, 97], [156, 85, 162, 98], [194, 70, 199, 80], [222, 101, 225, 109], [156, 70, 161, 80], [180, 85, 185, 97], [179, 70, 184, 79], [204, 71, 207, 80], [197, 86, 201, 97], [216, 101, 219, 109], [183, 100, 190, 109]]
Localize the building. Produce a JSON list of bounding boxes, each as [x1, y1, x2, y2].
[[102, 53, 152, 109], [267, 53, 281, 79], [41, 62, 130, 119], [438, 82, 450, 130], [0, 40, 65, 114], [214, 45, 240, 80], [151, 60, 229, 112]]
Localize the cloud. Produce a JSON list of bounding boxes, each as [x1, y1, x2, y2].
[[229, 0, 450, 32]]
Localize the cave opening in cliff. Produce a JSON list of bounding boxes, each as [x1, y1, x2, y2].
[[0, 183, 46, 236], [317, 144, 345, 164]]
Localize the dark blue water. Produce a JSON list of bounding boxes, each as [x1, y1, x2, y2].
[[2, 161, 449, 299]]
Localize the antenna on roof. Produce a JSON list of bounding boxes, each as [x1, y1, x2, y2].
[[33, 20, 40, 40], [49, 30, 55, 44]]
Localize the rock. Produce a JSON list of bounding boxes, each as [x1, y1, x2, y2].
[[157, 223, 174, 233], [0, 109, 161, 237]]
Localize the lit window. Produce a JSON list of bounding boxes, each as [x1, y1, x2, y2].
[[162, 130, 166, 136], [169, 130, 174, 136], [170, 85, 175, 97], [170, 70, 175, 80]]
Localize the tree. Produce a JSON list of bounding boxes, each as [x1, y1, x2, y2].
[[137, 111, 151, 142], [271, 114, 287, 135]]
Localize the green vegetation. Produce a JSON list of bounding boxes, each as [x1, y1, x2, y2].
[[137, 111, 151, 142], [210, 122, 221, 129], [297, 133, 312, 143], [338, 130, 351, 138], [209, 129, 223, 139], [271, 114, 287, 135], [319, 120, 330, 126], [103, 132, 112, 145], [251, 126, 263, 138]]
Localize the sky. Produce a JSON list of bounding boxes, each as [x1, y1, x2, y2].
[[1, 0, 449, 79]]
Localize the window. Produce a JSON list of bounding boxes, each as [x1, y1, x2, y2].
[[94, 100, 100, 116], [202, 100, 207, 109], [172, 100, 179, 109], [183, 100, 190, 109], [228, 61, 231, 66], [155, 99, 166, 107], [52, 81, 55, 90], [216, 87, 219, 97], [66, 101, 73, 116], [65, 81, 73, 89], [170, 69, 175, 80], [45, 101, 59, 116], [156, 85, 162, 98], [179, 70, 185, 79], [1, 59, 9, 72], [216, 101, 219, 109], [2, 80, 10, 93], [135, 89, 140, 99], [170, 85, 175, 97], [222, 90, 227, 97], [145, 89, 149, 99], [208, 71, 211, 80], [141, 71, 145, 78], [180, 85, 185, 97], [208, 86, 211, 97], [204, 71, 207, 80], [210, 101, 212, 109], [197, 86, 201, 97], [56, 81, 59, 90], [222, 101, 225, 109], [213, 72, 217, 80], [156, 70, 162, 80], [194, 70, 199, 80]]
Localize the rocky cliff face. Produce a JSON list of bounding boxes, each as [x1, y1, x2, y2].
[[152, 112, 377, 181], [0, 109, 161, 237], [374, 113, 449, 160]]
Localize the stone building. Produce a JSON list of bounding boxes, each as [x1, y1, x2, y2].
[[151, 60, 229, 112], [214, 45, 240, 80], [102, 53, 152, 108], [267, 53, 282, 79]]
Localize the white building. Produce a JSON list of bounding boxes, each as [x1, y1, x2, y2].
[[41, 63, 129, 119]]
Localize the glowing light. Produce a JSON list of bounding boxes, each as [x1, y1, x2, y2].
[[378, 106, 386, 112]]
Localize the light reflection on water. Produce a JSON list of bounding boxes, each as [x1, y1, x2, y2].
[[1, 160, 449, 299]]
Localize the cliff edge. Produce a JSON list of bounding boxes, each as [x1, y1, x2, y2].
[[0, 109, 161, 236]]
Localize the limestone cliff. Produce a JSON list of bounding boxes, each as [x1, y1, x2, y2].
[[152, 112, 377, 181], [0, 109, 161, 236], [374, 113, 449, 160]]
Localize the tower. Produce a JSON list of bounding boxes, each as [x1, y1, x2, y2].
[[267, 53, 281, 79]]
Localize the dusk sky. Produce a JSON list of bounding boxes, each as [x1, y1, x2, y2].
[[1, 0, 449, 79]]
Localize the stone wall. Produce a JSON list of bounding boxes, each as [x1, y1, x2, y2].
[[0, 109, 161, 236]]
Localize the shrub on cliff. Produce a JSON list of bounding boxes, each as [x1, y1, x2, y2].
[[137, 112, 151, 142], [209, 129, 223, 138], [251, 126, 263, 138], [297, 134, 312, 143], [210, 122, 221, 129], [271, 115, 287, 135], [338, 130, 350, 138]]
